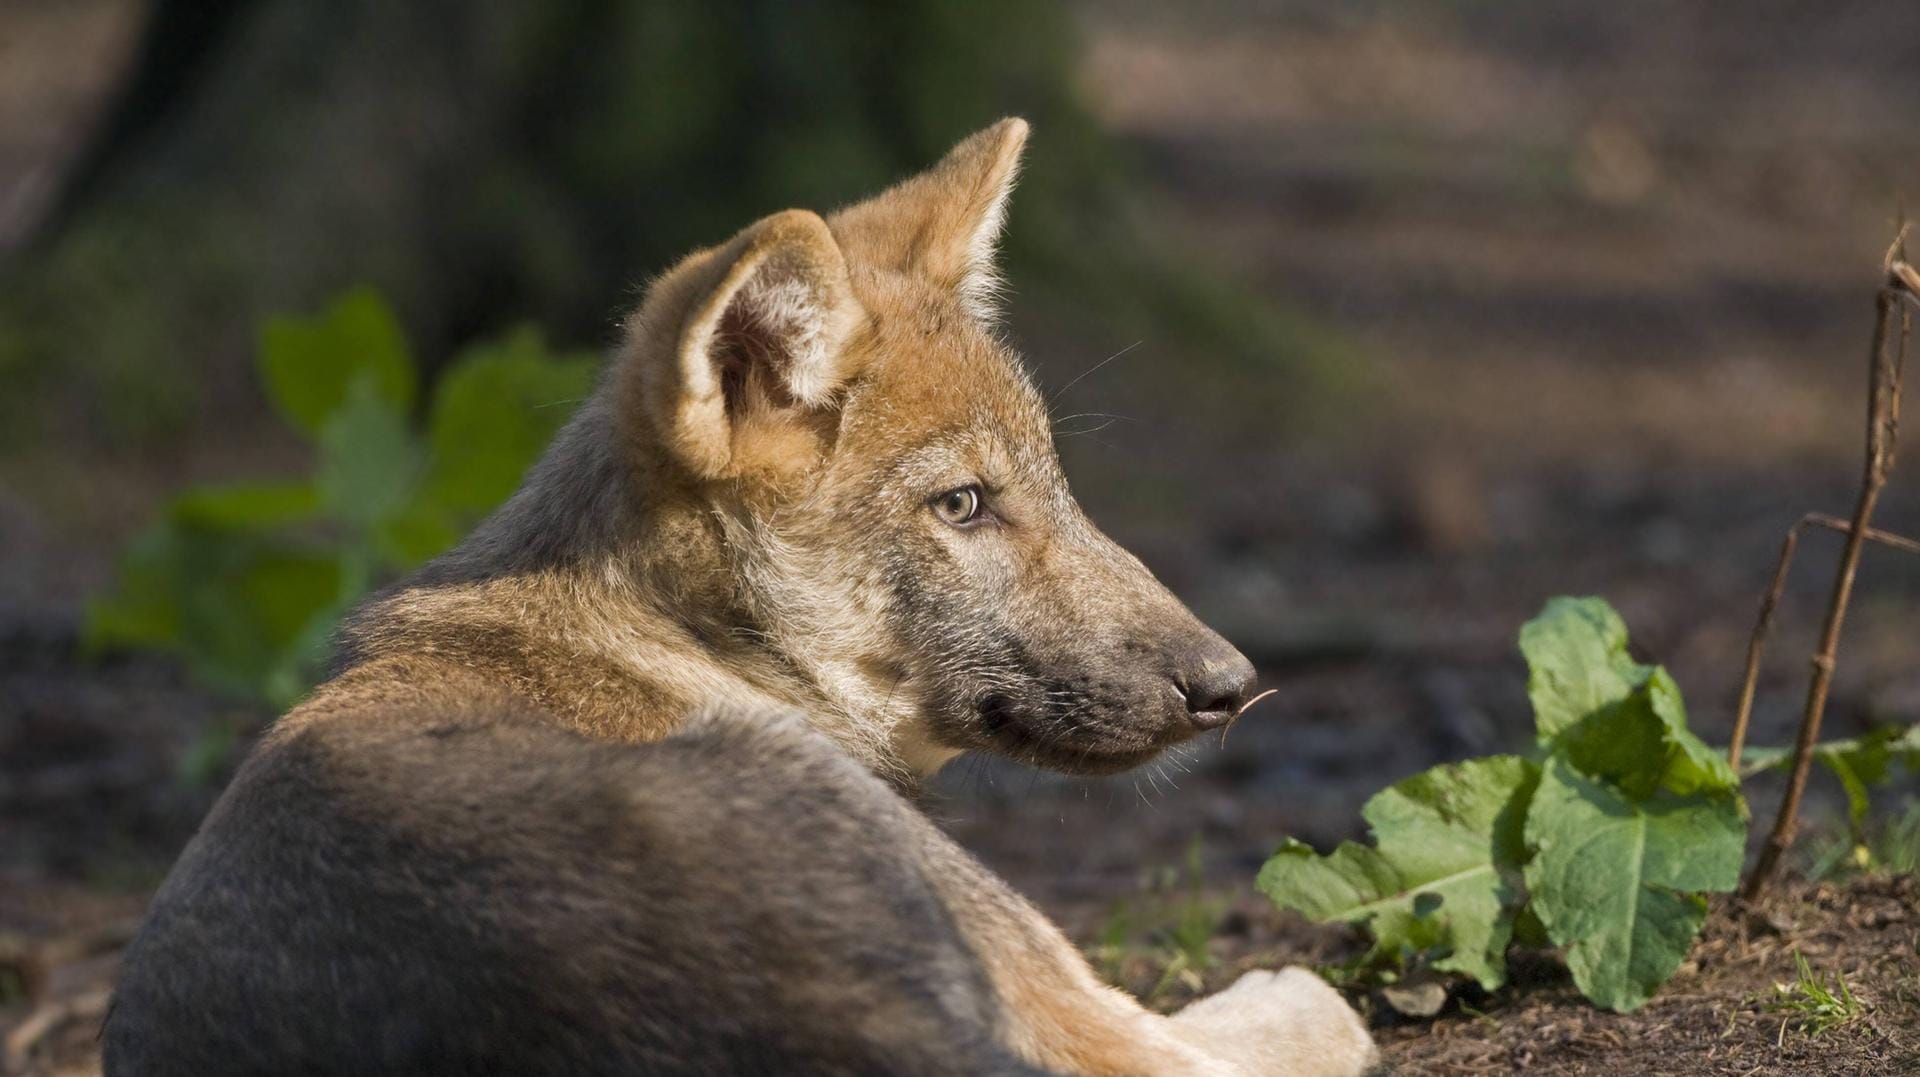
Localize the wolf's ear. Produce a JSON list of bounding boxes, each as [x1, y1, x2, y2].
[[829, 117, 1029, 321], [629, 209, 865, 479]]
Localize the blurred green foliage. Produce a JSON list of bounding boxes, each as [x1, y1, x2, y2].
[[1092, 838, 1223, 1003], [1, 0, 1357, 457], [86, 288, 596, 705]]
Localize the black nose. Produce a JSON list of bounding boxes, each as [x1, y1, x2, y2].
[[1177, 641, 1258, 730]]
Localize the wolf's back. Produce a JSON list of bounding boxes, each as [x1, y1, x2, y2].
[[104, 702, 1046, 1076]]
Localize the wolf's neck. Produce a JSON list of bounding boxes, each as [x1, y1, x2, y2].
[[337, 397, 926, 780]]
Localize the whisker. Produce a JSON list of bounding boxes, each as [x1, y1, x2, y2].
[[1056, 418, 1123, 439], [1049, 340, 1143, 406]]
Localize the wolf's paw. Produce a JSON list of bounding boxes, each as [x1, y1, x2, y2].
[[1169, 967, 1377, 1077]]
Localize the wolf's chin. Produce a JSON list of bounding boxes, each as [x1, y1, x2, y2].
[[1021, 740, 1170, 776], [965, 691, 1184, 776]]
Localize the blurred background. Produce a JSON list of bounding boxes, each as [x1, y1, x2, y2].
[[2, 0, 1918, 1065]]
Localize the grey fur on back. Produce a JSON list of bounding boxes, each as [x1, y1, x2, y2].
[[104, 704, 1053, 1076]]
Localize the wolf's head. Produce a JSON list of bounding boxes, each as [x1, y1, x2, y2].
[[594, 119, 1254, 778]]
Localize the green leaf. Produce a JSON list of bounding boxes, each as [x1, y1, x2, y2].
[[86, 520, 344, 701], [316, 374, 424, 529], [1741, 725, 1920, 841], [205, 542, 345, 704], [85, 525, 189, 651], [1823, 752, 1874, 840], [258, 286, 416, 438], [1740, 724, 1920, 779], [1521, 596, 1651, 741], [169, 481, 320, 528], [373, 499, 464, 570], [1523, 757, 1745, 1012], [1524, 597, 1737, 797], [422, 325, 596, 514], [1510, 904, 1551, 948], [1258, 755, 1539, 989], [1555, 673, 1740, 799], [1519, 597, 1747, 1011]]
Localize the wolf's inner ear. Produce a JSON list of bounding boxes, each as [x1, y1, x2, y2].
[[828, 117, 1029, 321], [657, 209, 866, 479]]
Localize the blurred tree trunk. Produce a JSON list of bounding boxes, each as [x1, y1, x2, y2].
[[0, 0, 1348, 458], [0, 0, 150, 256]]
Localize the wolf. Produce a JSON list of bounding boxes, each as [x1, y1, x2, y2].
[[103, 119, 1376, 1076]]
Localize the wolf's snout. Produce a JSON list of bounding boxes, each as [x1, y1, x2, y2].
[[1174, 640, 1257, 729]]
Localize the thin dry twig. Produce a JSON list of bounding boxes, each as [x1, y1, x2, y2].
[[1740, 230, 1916, 900], [1725, 513, 1920, 772]]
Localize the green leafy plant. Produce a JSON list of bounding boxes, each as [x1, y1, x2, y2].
[[87, 287, 596, 707], [1259, 596, 1747, 1013]]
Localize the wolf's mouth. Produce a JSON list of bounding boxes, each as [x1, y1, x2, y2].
[[973, 692, 1180, 775]]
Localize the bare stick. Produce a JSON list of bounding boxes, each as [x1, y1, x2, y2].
[[1727, 525, 1800, 774], [1741, 237, 1914, 900], [1725, 514, 1920, 771], [1800, 513, 1920, 553]]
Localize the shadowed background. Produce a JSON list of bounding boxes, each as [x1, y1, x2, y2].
[[2, 0, 1918, 1066]]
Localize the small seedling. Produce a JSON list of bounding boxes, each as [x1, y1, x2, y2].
[[1765, 951, 1863, 1037], [1091, 839, 1223, 1003]]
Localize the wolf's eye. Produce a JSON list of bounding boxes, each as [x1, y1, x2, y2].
[[931, 485, 985, 527]]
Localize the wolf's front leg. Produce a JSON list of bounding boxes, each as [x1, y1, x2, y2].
[[1167, 968, 1378, 1077], [913, 818, 1375, 1076], [988, 958, 1376, 1077]]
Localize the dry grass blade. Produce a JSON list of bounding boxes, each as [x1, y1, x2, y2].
[[1218, 687, 1279, 748]]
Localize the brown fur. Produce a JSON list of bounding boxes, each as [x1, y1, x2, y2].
[[105, 120, 1375, 1076]]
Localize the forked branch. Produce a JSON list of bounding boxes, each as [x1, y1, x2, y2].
[[1726, 513, 1920, 772], [1738, 229, 1916, 900]]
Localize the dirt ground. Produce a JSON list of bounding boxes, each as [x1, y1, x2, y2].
[[1091, 875, 1920, 1076], [1363, 875, 1920, 1074], [5, 2, 1920, 1075]]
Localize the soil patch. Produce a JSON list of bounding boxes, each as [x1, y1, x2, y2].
[[1085, 876, 1919, 1075]]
